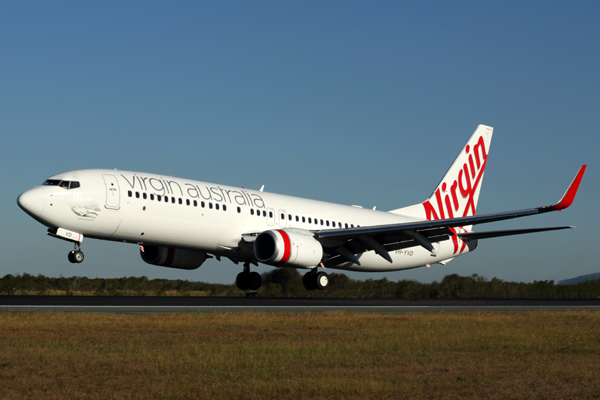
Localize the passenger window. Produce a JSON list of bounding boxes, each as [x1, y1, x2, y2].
[[262, 210, 265, 216], [223, 205, 227, 211], [308, 218, 312, 223], [269, 211, 273, 218], [326, 221, 329, 227], [178, 198, 182, 205], [295, 216, 299, 222], [136, 192, 140, 199], [172, 197, 176, 204], [288, 215, 292, 221], [237, 207, 241, 213], [193, 200, 197, 207], [164, 196, 169, 203], [281, 213, 284, 220], [69, 181, 80, 189], [128, 191, 132, 197], [209, 203, 213, 209], [201, 201, 205, 208], [215, 204, 219, 210], [143, 193, 147, 200], [157, 195, 162, 201], [186, 199, 190, 206], [302, 217, 305, 223], [320, 219, 323, 225], [251, 209, 254, 215], [150, 194, 154, 201], [345, 223, 348, 228]]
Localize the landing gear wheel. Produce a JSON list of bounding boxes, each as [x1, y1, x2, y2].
[[236, 272, 249, 291], [73, 250, 84, 263], [248, 272, 262, 291], [68, 250, 84, 264], [236, 262, 262, 292], [303, 272, 317, 291], [315, 271, 329, 290]]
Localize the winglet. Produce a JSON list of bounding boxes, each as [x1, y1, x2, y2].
[[545, 165, 586, 211]]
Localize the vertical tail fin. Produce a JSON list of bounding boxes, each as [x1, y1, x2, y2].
[[391, 124, 494, 221]]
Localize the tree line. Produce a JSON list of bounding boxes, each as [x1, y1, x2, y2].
[[1, 270, 599, 298]]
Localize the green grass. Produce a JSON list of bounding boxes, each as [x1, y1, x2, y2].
[[1, 311, 599, 399]]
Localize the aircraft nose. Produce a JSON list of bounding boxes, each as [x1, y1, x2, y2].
[[17, 187, 46, 218]]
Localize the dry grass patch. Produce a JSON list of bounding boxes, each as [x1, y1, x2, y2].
[[0, 311, 599, 399]]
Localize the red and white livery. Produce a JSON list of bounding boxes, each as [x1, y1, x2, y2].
[[17, 125, 586, 291]]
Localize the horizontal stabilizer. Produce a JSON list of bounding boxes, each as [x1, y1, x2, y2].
[[457, 226, 573, 240]]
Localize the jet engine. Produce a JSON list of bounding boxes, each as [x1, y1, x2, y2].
[[140, 245, 207, 270], [254, 229, 323, 268]]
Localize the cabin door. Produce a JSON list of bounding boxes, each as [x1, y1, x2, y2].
[[102, 174, 121, 210]]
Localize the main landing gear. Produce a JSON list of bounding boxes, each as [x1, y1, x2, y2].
[[236, 261, 262, 291], [303, 269, 329, 291], [67, 243, 84, 264]]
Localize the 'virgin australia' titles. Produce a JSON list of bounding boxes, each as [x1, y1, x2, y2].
[[121, 174, 266, 208]]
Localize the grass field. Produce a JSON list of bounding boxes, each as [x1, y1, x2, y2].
[[0, 310, 599, 399]]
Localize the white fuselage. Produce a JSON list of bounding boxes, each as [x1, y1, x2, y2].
[[18, 169, 467, 272]]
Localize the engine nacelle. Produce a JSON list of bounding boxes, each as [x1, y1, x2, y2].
[[254, 229, 323, 268], [140, 245, 207, 270]]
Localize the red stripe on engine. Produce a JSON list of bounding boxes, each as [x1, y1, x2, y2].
[[276, 230, 291, 263], [165, 248, 175, 266]]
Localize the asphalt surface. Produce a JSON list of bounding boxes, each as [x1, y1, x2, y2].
[[1, 296, 599, 313]]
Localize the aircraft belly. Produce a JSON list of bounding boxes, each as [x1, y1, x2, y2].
[[111, 211, 228, 252]]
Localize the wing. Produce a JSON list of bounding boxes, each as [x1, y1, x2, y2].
[[315, 165, 586, 266]]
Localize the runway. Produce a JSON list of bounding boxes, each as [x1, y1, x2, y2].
[[1, 296, 599, 313]]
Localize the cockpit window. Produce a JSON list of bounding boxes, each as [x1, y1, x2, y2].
[[42, 179, 81, 190]]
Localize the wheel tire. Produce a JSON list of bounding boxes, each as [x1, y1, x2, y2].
[[73, 250, 84, 263], [248, 272, 262, 291], [303, 272, 317, 291], [315, 271, 329, 290], [68, 251, 76, 264], [236, 272, 249, 291]]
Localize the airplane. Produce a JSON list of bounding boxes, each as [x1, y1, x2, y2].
[[17, 125, 586, 291]]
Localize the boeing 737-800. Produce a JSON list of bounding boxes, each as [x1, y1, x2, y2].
[[17, 125, 586, 291]]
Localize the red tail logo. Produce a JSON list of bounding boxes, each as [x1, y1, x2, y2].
[[422, 135, 488, 253]]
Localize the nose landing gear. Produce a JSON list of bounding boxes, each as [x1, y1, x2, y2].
[[68, 243, 84, 264], [236, 261, 262, 291]]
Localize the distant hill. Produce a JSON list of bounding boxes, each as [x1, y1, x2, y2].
[[558, 272, 600, 285]]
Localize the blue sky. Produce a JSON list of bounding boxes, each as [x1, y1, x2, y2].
[[2, 1, 598, 285]]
